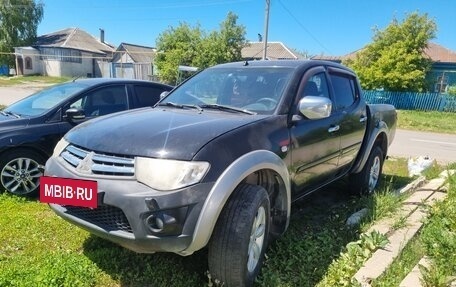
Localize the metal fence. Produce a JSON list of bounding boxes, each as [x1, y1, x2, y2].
[[96, 62, 153, 81], [363, 90, 456, 112]]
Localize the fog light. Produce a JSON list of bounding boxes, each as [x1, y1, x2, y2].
[[146, 214, 164, 233]]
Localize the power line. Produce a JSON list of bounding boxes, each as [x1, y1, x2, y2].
[[277, 0, 331, 54]]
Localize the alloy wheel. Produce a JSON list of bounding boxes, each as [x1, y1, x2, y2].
[[1, 157, 43, 195], [247, 205, 266, 272]]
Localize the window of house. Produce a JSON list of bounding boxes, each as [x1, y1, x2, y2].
[[40, 47, 82, 63], [435, 75, 449, 93], [25, 57, 33, 70]]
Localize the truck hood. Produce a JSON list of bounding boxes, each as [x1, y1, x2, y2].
[[65, 107, 266, 160]]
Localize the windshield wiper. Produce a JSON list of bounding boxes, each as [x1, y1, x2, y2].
[[157, 102, 203, 112], [200, 104, 256, 115], [1, 110, 21, 118]]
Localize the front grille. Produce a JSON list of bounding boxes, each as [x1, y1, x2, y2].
[[60, 144, 135, 176], [64, 205, 133, 233]]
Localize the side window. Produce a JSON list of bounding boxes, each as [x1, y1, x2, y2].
[[70, 85, 128, 117], [134, 85, 167, 107], [329, 73, 357, 110], [301, 72, 330, 99]]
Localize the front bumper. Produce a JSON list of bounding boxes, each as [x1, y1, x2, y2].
[[45, 156, 213, 254]]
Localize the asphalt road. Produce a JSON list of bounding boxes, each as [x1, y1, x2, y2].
[[0, 86, 42, 106], [1, 86, 455, 164], [388, 129, 456, 164]]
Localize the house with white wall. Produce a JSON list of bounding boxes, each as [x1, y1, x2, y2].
[[14, 28, 115, 78]]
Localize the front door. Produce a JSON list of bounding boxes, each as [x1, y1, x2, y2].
[[290, 67, 341, 200]]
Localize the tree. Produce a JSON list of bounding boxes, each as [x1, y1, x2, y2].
[[155, 12, 247, 84], [344, 12, 436, 92], [194, 12, 247, 69], [0, 0, 44, 66], [448, 85, 456, 96], [154, 23, 203, 84]]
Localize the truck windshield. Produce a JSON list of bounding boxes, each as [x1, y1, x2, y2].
[[161, 67, 293, 115]]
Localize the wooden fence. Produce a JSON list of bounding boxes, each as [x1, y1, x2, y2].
[[363, 90, 456, 112]]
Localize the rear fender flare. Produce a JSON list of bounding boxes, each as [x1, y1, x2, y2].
[[352, 121, 388, 174]]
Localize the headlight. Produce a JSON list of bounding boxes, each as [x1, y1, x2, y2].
[[135, 157, 210, 191], [53, 138, 69, 157]]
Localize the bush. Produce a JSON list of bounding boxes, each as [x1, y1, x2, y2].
[[447, 85, 456, 96]]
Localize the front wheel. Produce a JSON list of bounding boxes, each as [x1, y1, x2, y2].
[[208, 184, 270, 287], [350, 146, 384, 195], [0, 149, 45, 196]]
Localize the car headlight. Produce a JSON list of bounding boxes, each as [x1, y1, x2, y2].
[[135, 157, 210, 191], [53, 138, 69, 157]]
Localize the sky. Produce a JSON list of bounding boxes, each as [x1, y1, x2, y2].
[[37, 0, 456, 57]]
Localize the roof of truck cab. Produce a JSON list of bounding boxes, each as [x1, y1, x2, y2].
[[212, 59, 352, 71]]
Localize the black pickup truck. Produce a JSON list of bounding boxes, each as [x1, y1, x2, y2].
[[44, 60, 396, 286]]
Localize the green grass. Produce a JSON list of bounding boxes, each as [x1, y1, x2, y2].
[[372, 237, 424, 287], [373, 172, 456, 287], [397, 110, 456, 134], [0, 194, 208, 287], [0, 157, 453, 286], [0, 75, 69, 87], [0, 158, 414, 287]]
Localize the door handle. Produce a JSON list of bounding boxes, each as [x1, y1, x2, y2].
[[360, 115, 367, 123], [328, 125, 340, 133]]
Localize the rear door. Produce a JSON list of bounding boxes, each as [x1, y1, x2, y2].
[[327, 68, 367, 172], [131, 84, 173, 108]]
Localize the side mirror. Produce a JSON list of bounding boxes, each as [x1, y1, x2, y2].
[[64, 108, 86, 121], [298, 96, 332, 119], [160, 91, 170, 99]]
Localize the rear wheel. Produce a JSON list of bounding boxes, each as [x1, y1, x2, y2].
[[208, 183, 270, 287], [0, 149, 45, 196], [350, 146, 384, 195]]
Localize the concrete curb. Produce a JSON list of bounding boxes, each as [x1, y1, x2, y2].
[[352, 170, 454, 287]]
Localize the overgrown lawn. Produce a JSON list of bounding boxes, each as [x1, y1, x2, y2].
[[397, 110, 456, 134], [0, 158, 418, 287], [0, 75, 69, 87]]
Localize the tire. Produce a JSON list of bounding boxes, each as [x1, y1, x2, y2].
[[0, 149, 46, 196], [208, 184, 270, 287], [350, 146, 384, 195]]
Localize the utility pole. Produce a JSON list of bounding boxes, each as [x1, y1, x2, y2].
[[262, 0, 270, 60]]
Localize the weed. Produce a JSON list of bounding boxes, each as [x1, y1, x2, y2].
[[391, 215, 408, 230], [419, 264, 454, 287], [316, 231, 388, 287], [372, 238, 424, 287], [373, 170, 456, 287]]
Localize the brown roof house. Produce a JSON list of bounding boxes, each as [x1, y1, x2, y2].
[[312, 42, 456, 93], [111, 43, 156, 80], [14, 28, 115, 77], [242, 41, 303, 60], [424, 43, 456, 93]]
